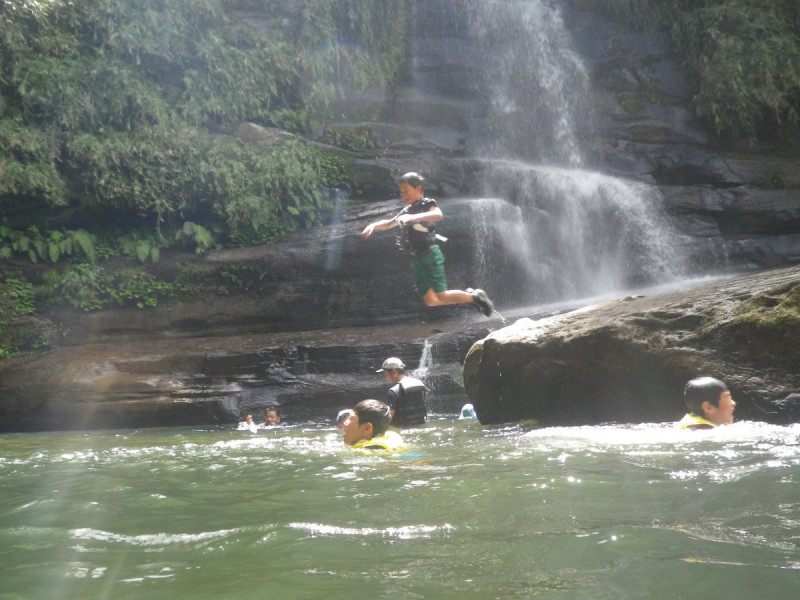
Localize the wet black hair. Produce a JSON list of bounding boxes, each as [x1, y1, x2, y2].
[[353, 399, 392, 436], [684, 376, 729, 415], [398, 171, 425, 188]]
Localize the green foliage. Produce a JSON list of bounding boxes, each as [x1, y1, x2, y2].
[[579, 0, 800, 142], [1, 278, 35, 317], [736, 282, 800, 329], [0, 277, 37, 359], [0, 225, 97, 264], [43, 263, 196, 311], [319, 125, 376, 151], [117, 231, 162, 264], [43, 263, 108, 311], [0, 0, 408, 255], [718, 281, 800, 369], [175, 221, 217, 254], [0, 118, 65, 205], [205, 139, 355, 235]]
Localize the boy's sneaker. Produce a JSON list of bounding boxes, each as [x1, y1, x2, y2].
[[470, 288, 495, 317]]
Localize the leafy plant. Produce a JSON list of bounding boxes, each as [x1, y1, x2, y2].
[[0, 225, 97, 264], [117, 231, 162, 264], [1, 0, 409, 255], [581, 0, 800, 142], [175, 221, 217, 254], [0, 277, 39, 359], [42, 264, 196, 311]]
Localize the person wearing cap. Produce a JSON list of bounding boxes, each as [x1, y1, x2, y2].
[[678, 376, 736, 430], [361, 171, 495, 317], [341, 399, 404, 450], [377, 357, 427, 427]]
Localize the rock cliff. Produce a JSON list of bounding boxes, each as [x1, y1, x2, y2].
[[463, 265, 800, 426], [2, 0, 799, 432]]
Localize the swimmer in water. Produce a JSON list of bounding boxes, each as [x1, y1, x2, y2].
[[678, 376, 736, 430], [238, 414, 258, 433], [341, 400, 404, 451]]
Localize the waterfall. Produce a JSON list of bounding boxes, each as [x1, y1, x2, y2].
[[469, 0, 591, 166], [412, 338, 434, 379], [463, 0, 687, 304], [411, 338, 450, 415]]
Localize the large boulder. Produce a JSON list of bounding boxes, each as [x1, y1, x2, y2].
[[463, 265, 800, 426]]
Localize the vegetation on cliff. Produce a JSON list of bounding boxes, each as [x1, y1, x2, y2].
[[0, 0, 409, 357], [0, 0, 407, 254], [579, 0, 800, 143]]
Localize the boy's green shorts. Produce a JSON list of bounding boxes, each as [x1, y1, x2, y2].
[[410, 245, 447, 297]]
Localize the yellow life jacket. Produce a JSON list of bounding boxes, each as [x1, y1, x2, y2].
[[678, 413, 717, 430], [351, 430, 405, 451]]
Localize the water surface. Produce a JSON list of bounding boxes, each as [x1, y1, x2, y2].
[[2, 420, 798, 599]]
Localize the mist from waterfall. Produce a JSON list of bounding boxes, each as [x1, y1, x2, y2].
[[465, 0, 687, 304]]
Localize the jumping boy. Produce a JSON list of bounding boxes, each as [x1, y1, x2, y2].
[[361, 172, 495, 317]]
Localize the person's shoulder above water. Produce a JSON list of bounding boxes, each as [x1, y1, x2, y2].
[[351, 429, 405, 451], [677, 412, 716, 430]]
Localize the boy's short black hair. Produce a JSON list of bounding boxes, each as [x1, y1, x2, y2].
[[684, 376, 729, 414], [353, 399, 392, 436], [398, 172, 425, 188]]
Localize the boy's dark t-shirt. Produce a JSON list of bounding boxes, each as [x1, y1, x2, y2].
[[401, 198, 438, 256]]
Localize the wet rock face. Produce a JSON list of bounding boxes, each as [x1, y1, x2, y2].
[[0, 306, 491, 432], [2, 1, 799, 433], [463, 265, 800, 426], [352, 1, 800, 269]]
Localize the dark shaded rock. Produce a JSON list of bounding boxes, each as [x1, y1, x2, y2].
[[32, 198, 495, 347], [463, 265, 800, 426], [3, 0, 800, 434], [0, 318, 493, 433]]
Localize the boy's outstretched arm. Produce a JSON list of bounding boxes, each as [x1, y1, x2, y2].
[[362, 217, 399, 238]]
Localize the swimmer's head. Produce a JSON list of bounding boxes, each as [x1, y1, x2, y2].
[[343, 400, 391, 446], [264, 408, 280, 425], [684, 376, 735, 425]]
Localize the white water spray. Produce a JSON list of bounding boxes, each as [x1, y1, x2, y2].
[[412, 338, 434, 380], [464, 0, 688, 303]]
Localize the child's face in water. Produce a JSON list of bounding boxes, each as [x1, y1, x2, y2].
[[703, 390, 736, 425], [399, 182, 423, 205]]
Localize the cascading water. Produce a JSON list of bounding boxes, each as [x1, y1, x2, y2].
[[464, 0, 688, 304], [468, 0, 591, 167]]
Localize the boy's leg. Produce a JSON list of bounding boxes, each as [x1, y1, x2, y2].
[[413, 247, 495, 314], [423, 288, 472, 306]]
